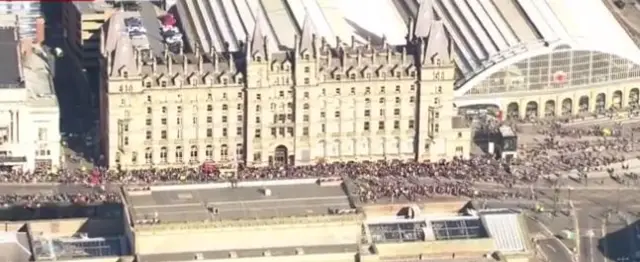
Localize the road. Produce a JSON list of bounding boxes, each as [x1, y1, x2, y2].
[[481, 185, 640, 262]]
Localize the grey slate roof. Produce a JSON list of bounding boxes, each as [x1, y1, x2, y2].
[[0, 27, 22, 88]]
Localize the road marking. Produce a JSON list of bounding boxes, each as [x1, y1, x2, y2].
[[134, 203, 202, 209], [589, 232, 595, 262], [602, 221, 609, 262]]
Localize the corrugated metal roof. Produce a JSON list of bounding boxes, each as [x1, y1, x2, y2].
[[482, 212, 526, 253]]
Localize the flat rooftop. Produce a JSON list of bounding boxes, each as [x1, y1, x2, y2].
[[137, 244, 358, 262], [126, 180, 354, 224], [74, 1, 113, 15], [0, 27, 21, 88]]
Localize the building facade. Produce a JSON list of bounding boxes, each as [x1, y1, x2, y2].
[[100, 14, 471, 170], [0, 27, 61, 171], [0, 2, 40, 40], [62, 1, 114, 69]]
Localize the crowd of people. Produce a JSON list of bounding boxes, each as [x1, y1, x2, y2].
[[0, 115, 639, 207], [0, 192, 121, 208]]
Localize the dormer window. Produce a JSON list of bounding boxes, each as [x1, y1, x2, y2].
[[350, 73, 356, 80], [436, 58, 442, 66], [190, 77, 198, 86], [222, 77, 228, 85], [255, 55, 262, 62], [144, 80, 151, 88], [283, 64, 290, 71], [161, 80, 167, 87], [204, 76, 213, 85], [410, 71, 416, 77], [335, 74, 342, 81], [366, 73, 371, 79], [304, 54, 310, 60], [123, 71, 129, 78], [237, 76, 244, 84], [395, 71, 402, 78]]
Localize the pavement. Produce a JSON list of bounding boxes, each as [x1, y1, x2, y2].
[[481, 182, 640, 262]]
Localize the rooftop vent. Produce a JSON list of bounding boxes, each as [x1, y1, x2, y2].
[[263, 250, 271, 257], [295, 248, 305, 255], [194, 253, 203, 260], [261, 188, 272, 196], [228, 252, 237, 258]]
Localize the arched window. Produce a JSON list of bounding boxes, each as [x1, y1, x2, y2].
[[221, 145, 229, 160], [144, 148, 153, 164], [205, 145, 214, 160], [160, 147, 168, 163], [190, 145, 198, 160], [175, 146, 183, 162]]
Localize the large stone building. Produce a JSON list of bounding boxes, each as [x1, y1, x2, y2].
[[62, 1, 115, 69], [0, 25, 61, 171], [99, 8, 471, 170]]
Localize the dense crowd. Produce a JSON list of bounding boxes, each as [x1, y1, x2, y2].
[[0, 192, 121, 207], [0, 115, 639, 206]]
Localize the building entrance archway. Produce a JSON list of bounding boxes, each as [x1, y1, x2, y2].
[[561, 98, 572, 116], [612, 90, 623, 109], [525, 101, 538, 119], [544, 100, 555, 117], [630, 88, 639, 108], [579, 96, 590, 113], [274, 145, 288, 166], [595, 93, 606, 113], [506, 102, 519, 120]]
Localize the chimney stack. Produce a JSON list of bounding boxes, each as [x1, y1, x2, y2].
[[35, 17, 45, 44]]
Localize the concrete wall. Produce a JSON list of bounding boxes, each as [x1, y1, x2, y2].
[[1, 222, 25, 232], [29, 218, 123, 237], [56, 256, 134, 262], [169, 253, 354, 262], [362, 200, 468, 218], [134, 223, 361, 255], [372, 238, 495, 257]]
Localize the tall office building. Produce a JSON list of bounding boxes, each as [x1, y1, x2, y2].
[[0, 2, 41, 40]]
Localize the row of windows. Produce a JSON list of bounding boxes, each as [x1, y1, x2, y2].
[[121, 118, 418, 145], [122, 144, 242, 164]]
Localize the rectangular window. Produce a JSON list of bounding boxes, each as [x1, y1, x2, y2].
[[378, 121, 385, 130], [206, 128, 213, 137], [364, 122, 370, 131], [303, 127, 309, 136]]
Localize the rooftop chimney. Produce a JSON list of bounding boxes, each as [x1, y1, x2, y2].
[[35, 17, 45, 44]]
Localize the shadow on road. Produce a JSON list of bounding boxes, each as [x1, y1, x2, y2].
[[598, 219, 640, 261], [41, 2, 100, 163]]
